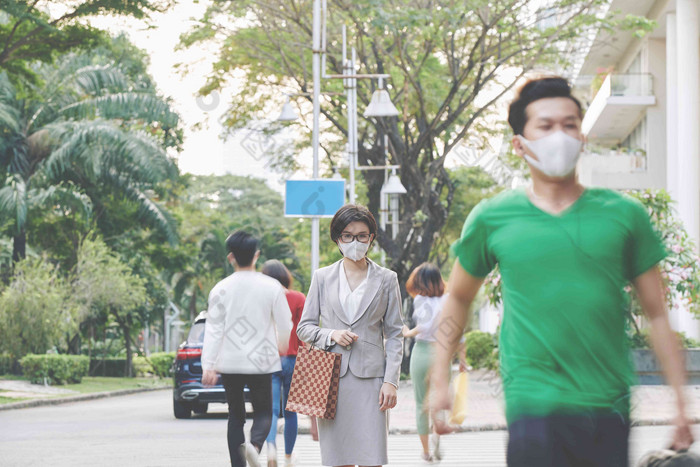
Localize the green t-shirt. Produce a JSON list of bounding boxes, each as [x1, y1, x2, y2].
[[451, 187, 666, 424]]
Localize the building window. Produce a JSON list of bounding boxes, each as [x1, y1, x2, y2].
[[621, 116, 647, 153]]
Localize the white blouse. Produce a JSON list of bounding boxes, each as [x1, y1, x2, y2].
[[339, 264, 369, 323], [412, 294, 447, 342]]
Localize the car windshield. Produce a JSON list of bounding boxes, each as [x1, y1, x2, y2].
[[187, 322, 205, 344]]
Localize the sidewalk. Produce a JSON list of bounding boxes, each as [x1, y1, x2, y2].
[[287, 369, 700, 435]]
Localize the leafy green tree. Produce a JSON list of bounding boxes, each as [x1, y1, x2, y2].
[[0, 257, 73, 359], [431, 166, 501, 275], [0, 0, 170, 85], [73, 237, 147, 377], [0, 44, 180, 262], [182, 0, 626, 287], [169, 174, 306, 317]]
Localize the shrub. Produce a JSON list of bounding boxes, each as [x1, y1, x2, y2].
[[629, 329, 700, 349], [146, 352, 175, 378], [20, 354, 89, 385], [465, 331, 496, 369], [133, 356, 152, 377]]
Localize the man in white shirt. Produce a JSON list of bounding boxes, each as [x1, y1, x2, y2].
[[202, 231, 292, 467]]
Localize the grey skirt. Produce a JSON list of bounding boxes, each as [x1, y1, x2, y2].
[[318, 371, 388, 466]]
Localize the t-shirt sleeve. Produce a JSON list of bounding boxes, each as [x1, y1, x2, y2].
[[450, 202, 496, 278], [625, 198, 667, 280]]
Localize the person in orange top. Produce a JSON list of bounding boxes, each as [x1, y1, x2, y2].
[[262, 260, 305, 467]]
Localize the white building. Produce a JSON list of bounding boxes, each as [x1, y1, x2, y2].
[[574, 0, 699, 338]]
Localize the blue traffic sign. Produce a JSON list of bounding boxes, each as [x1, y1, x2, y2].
[[285, 179, 346, 217]]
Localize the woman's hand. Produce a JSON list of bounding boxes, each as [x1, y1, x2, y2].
[[401, 325, 411, 337], [378, 382, 397, 411], [331, 329, 358, 347]]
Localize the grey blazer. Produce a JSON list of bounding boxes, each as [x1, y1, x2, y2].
[[296, 259, 404, 387]]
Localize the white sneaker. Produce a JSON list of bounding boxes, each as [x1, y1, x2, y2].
[[239, 442, 261, 467], [267, 443, 277, 467], [284, 454, 296, 466], [421, 452, 434, 464], [430, 433, 442, 462]]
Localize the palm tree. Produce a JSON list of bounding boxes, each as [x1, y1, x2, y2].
[[0, 49, 180, 262]]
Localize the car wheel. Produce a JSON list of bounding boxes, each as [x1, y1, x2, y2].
[[193, 403, 208, 414], [173, 399, 192, 419]]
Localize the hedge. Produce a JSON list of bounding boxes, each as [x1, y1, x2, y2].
[[20, 354, 89, 385], [146, 352, 175, 378], [465, 331, 498, 370]]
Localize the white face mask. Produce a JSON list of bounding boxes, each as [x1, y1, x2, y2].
[[518, 131, 583, 178], [338, 240, 370, 262]]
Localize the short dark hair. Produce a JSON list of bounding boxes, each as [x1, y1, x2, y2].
[[330, 204, 378, 243], [507, 76, 582, 136], [406, 263, 445, 298], [225, 230, 258, 267], [261, 259, 292, 289]]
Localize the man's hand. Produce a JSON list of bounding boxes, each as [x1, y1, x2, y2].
[[378, 382, 397, 411], [330, 329, 358, 347], [202, 369, 218, 387], [670, 413, 695, 451], [429, 375, 453, 435]]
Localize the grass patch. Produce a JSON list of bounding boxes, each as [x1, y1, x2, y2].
[[0, 374, 28, 381], [0, 395, 31, 404], [61, 376, 169, 394]]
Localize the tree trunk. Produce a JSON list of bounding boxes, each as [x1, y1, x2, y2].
[[116, 315, 133, 377], [12, 229, 26, 262]]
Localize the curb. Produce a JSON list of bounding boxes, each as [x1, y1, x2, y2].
[[0, 385, 170, 411]]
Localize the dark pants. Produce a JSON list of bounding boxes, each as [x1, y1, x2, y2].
[[507, 414, 630, 467], [221, 373, 273, 467]]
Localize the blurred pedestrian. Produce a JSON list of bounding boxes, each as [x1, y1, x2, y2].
[[402, 262, 467, 463], [201, 231, 292, 467], [262, 259, 304, 467], [297, 204, 404, 467], [430, 77, 694, 466]]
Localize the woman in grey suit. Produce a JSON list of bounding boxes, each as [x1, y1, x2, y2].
[[297, 204, 404, 467]]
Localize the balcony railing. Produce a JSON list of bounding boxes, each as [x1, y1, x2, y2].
[[580, 148, 647, 173], [582, 73, 656, 140], [608, 73, 653, 97]]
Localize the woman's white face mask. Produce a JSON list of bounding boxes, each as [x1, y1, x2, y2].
[[518, 131, 583, 178], [338, 240, 370, 261]]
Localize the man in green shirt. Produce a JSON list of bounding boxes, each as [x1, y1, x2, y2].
[[431, 77, 694, 465]]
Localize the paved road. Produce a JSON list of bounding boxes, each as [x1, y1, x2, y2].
[[1, 389, 698, 466]]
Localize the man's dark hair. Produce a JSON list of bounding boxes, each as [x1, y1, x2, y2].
[[330, 204, 378, 243], [507, 76, 583, 136], [261, 259, 292, 289], [225, 230, 258, 267]]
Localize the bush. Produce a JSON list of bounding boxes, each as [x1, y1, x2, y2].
[[0, 353, 20, 375], [146, 352, 175, 378], [89, 358, 127, 377], [465, 331, 497, 369], [133, 356, 152, 377], [20, 354, 89, 385], [628, 329, 700, 349]]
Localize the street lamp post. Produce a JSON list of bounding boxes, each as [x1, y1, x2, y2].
[[305, 0, 403, 272]]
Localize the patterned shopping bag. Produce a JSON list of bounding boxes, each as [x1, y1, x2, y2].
[[286, 345, 341, 419]]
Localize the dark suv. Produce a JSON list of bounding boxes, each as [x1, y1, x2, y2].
[[173, 311, 249, 419]]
